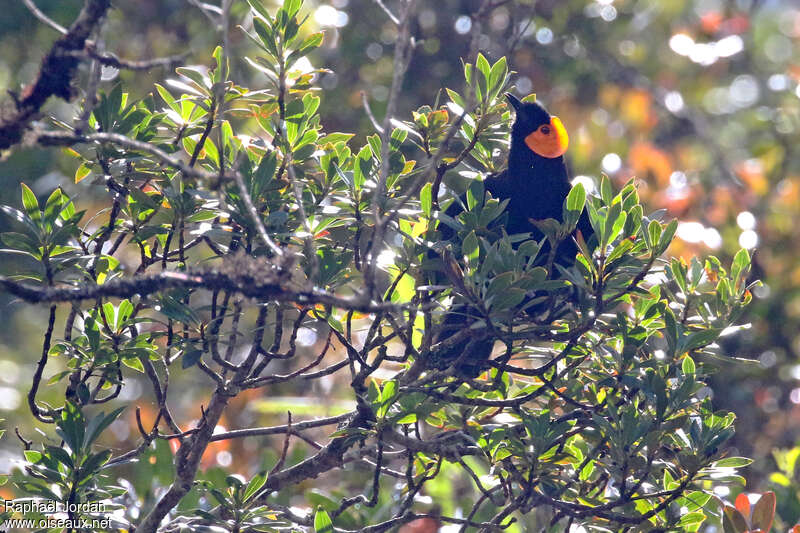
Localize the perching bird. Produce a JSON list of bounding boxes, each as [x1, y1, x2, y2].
[[431, 93, 594, 378]]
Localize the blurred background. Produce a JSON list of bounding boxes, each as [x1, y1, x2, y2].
[[2, 0, 800, 528]]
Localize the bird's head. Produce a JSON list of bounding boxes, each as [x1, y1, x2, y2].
[[505, 92, 569, 159]]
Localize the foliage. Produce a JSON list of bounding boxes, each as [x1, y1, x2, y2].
[[717, 491, 776, 533], [0, 0, 765, 532], [0, 404, 126, 529], [763, 443, 800, 532]]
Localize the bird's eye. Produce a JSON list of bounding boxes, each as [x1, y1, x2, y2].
[[540, 125, 551, 135]]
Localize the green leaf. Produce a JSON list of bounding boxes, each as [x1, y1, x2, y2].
[[212, 45, 225, 80], [102, 301, 116, 328], [353, 144, 373, 189], [491, 287, 527, 310], [1, 232, 41, 256], [605, 237, 633, 264], [377, 380, 398, 418], [682, 328, 722, 352], [517, 239, 540, 259], [682, 355, 696, 375], [45, 446, 74, 468], [154, 83, 180, 113], [462, 230, 479, 265], [79, 450, 113, 481], [318, 132, 353, 145], [390, 126, 407, 150], [566, 182, 586, 213], [57, 402, 86, 453], [663, 306, 678, 354], [647, 220, 662, 252], [24, 450, 43, 464], [314, 507, 334, 533], [16, 480, 61, 500], [663, 468, 677, 490], [657, 219, 678, 254], [186, 210, 218, 223], [420, 183, 432, 217], [43, 189, 63, 226], [284, 0, 302, 18], [246, 0, 274, 22], [671, 258, 688, 294], [446, 87, 465, 108], [122, 356, 145, 373], [243, 472, 268, 503], [466, 180, 483, 210], [713, 457, 753, 468], [487, 56, 507, 97], [476, 53, 491, 80], [731, 248, 751, 288], [20, 183, 41, 223], [84, 406, 126, 448], [288, 32, 324, 65], [253, 17, 278, 56], [157, 294, 200, 325], [600, 175, 612, 205], [75, 162, 92, 183], [367, 134, 382, 159], [770, 472, 791, 486], [463, 62, 474, 87], [677, 512, 706, 527], [201, 137, 220, 165], [176, 67, 210, 91]]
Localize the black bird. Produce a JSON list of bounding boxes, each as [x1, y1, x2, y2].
[[431, 93, 594, 378]]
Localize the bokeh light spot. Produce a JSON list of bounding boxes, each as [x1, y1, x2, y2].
[[736, 211, 756, 230], [601, 153, 621, 173], [739, 230, 758, 249], [536, 27, 553, 44], [454, 15, 472, 34]]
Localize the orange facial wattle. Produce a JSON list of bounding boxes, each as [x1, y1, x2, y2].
[[524, 116, 569, 158]]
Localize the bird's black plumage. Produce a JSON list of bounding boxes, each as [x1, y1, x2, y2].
[[431, 93, 594, 378]]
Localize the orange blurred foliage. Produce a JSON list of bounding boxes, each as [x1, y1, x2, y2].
[[700, 11, 724, 34], [628, 142, 673, 186], [735, 159, 768, 196]]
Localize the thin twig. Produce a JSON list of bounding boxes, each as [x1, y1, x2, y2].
[[209, 412, 352, 442], [187, 0, 222, 21], [37, 130, 232, 182], [269, 412, 293, 475], [366, 0, 417, 297], [361, 90, 384, 134], [22, 0, 67, 34], [230, 159, 285, 257], [75, 48, 190, 71], [372, 0, 399, 25]]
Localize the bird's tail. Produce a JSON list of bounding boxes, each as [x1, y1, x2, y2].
[[429, 303, 496, 378]]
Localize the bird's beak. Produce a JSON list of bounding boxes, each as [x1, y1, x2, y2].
[[524, 116, 569, 158], [505, 92, 524, 114]]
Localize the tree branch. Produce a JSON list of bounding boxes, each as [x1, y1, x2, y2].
[[0, 268, 401, 313], [22, 0, 67, 35], [0, 0, 112, 149]]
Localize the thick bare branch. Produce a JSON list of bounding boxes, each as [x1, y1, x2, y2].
[[0, 268, 400, 313]]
